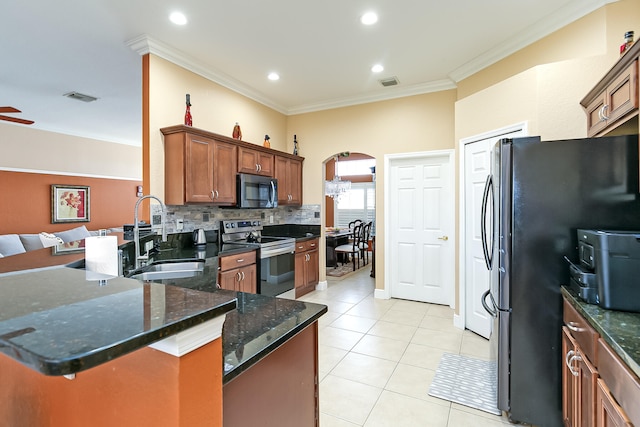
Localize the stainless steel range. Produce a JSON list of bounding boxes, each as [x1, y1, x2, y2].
[[220, 219, 296, 298]]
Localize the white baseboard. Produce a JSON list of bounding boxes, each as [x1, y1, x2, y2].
[[316, 280, 328, 291], [453, 313, 465, 331], [374, 288, 390, 299]]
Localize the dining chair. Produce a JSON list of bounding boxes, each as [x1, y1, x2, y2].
[[335, 222, 363, 271], [359, 222, 372, 265]]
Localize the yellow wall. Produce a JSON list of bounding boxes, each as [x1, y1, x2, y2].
[[147, 56, 288, 199]]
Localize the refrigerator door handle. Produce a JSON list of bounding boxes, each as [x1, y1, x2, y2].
[[480, 174, 494, 270], [481, 289, 498, 317]]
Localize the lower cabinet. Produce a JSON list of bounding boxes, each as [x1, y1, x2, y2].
[[563, 297, 640, 427], [294, 238, 319, 298], [218, 251, 257, 293]]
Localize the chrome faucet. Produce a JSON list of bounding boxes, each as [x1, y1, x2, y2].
[[134, 195, 167, 269]]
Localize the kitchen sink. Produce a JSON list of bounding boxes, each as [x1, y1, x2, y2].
[[127, 260, 205, 281]]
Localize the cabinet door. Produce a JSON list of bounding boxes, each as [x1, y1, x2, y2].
[[238, 147, 274, 177], [219, 269, 239, 291], [563, 327, 578, 427], [275, 156, 290, 204], [596, 379, 633, 427], [577, 349, 598, 427], [307, 247, 319, 285], [239, 265, 257, 293], [185, 135, 214, 203], [212, 141, 238, 205], [605, 61, 638, 126], [288, 158, 302, 205], [294, 251, 306, 288]]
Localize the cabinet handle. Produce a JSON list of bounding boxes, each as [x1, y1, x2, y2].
[[565, 350, 575, 369], [236, 258, 244, 263], [258, 164, 262, 172], [236, 272, 241, 282], [601, 104, 610, 120], [215, 190, 219, 199], [241, 271, 245, 281], [566, 321, 583, 332], [568, 353, 582, 377], [210, 190, 215, 200], [255, 164, 259, 172], [310, 243, 316, 247]]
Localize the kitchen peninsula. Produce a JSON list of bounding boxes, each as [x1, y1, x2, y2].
[[0, 234, 327, 427]]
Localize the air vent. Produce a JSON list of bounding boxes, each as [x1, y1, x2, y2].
[[63, 91, 98, 102], [379, 76, 399, 87]]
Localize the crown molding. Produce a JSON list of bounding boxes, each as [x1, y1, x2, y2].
[[126, 35, 289, 115], [449, 0, 618, 82]]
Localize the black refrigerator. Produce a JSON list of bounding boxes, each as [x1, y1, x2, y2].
[[480, 134, 640, 427]]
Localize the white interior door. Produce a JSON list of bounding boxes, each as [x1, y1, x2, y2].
[[388, 151, 454, 305], [462, 125, 526, 338]]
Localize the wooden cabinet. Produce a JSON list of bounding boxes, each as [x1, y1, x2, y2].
[[162, 128, 238, 206], [218, 250, 257, 293], [294, 238, 318, 298], [275, 155, 302, 205], [238, 146, 274, 177], [563, 297, 640, 427], [581, 42, 639, 137]]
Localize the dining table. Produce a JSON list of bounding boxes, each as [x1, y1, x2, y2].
[[325, 229, 352, 268]]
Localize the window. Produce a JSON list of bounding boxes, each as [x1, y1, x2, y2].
[[336, 159, 376, 177], [334, 182, 375, 234]]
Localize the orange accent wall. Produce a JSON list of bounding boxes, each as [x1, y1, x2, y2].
[[0, 170, 141, 235]]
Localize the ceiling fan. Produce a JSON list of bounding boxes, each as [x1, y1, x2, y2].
[[0, 106, 34, 125]]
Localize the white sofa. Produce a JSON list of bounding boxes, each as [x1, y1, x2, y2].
[[0, 225, 103, 257]]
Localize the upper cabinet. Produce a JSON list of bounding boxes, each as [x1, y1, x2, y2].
[[275, 155, 302, 206], [238, 146, 274, 177], [581, 42, 639, 137], [161, 125, 303, 206]]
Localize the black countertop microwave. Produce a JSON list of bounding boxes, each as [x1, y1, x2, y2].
[[236, 173, 278, 209]]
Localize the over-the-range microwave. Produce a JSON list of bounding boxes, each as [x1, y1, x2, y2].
[[236, 173, 278, 209]]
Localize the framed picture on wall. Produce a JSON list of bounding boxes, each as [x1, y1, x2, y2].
[[51, 185, 90, 223]]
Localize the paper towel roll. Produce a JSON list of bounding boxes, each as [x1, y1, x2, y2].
[[85, 235, 118, 279]]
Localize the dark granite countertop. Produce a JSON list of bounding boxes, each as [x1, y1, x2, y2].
[[0, 267, 237, 376], [562, 286, 640, 378], [262, 224, 320, 241]]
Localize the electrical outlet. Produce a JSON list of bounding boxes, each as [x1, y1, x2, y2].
[[176, 219, 184, 231], [144, 240, 154, 253], [269, 215, 274, 224], [203, 213, 210, 222], [152, 214, 162, 225]]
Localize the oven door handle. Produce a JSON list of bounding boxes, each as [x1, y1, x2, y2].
[[260, 245, 295, 259]]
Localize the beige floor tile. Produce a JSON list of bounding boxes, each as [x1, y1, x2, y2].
[[447, 407, 510, 426], [367, 320, 417, 342], [324, 300, 357, 314], [346, 298, 396, 320], [419, 314, 464, 334], [351, 334, 409, 362], [379, 308, 425, 327], [319, 412, 361, 427], [320, 375, 382, 425], [399, 343, 448, 371], [318, 344, 348, 376], [390, 298, 432, 314], [411, 328, 462, 353], [363, 390, 450, 427], [320, 326, 364, 351], [460, 330, 491, 360], [330, 314, 378, 333], [427, 304, 455, 318], [318, 311, 342, 329], [331, 352, 397, 388], [384, 363, 450, 407]]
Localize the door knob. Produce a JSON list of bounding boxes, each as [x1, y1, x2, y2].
[[438, 236, 449, 241]]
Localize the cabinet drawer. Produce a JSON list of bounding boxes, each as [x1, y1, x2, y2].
[[597, 338, 640, 426], [295, 239, 318, 253], [219, 251, 256, 271], [563, 298, 599, 364]]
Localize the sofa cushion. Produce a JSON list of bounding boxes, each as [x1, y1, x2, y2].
[[19, 234, 45, 251], [0, 234, 27, 257], [54, 225, 91, 243]]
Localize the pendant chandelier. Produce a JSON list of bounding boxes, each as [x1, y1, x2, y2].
[[325, 153, 351, 200]]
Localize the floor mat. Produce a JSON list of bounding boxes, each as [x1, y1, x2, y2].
[[326, 262, 368, 277], [428, 353, 501, 416]]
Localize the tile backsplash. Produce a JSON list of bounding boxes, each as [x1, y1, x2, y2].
[[151, 204, 321, 233]]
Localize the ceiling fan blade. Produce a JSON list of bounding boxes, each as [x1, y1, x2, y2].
[[0, 114, 34, 125], [0, 106, 21, 113]]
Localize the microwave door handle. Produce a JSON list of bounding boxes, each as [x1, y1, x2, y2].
[[270, 180, 276, 206], [481, 174, 493, 270]]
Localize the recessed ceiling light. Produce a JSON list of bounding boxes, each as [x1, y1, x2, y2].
[[268, 72, 280, 81], [169, 11, 187, 25], [371, 64, 384, 73], [361, 12, 378, 25]]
